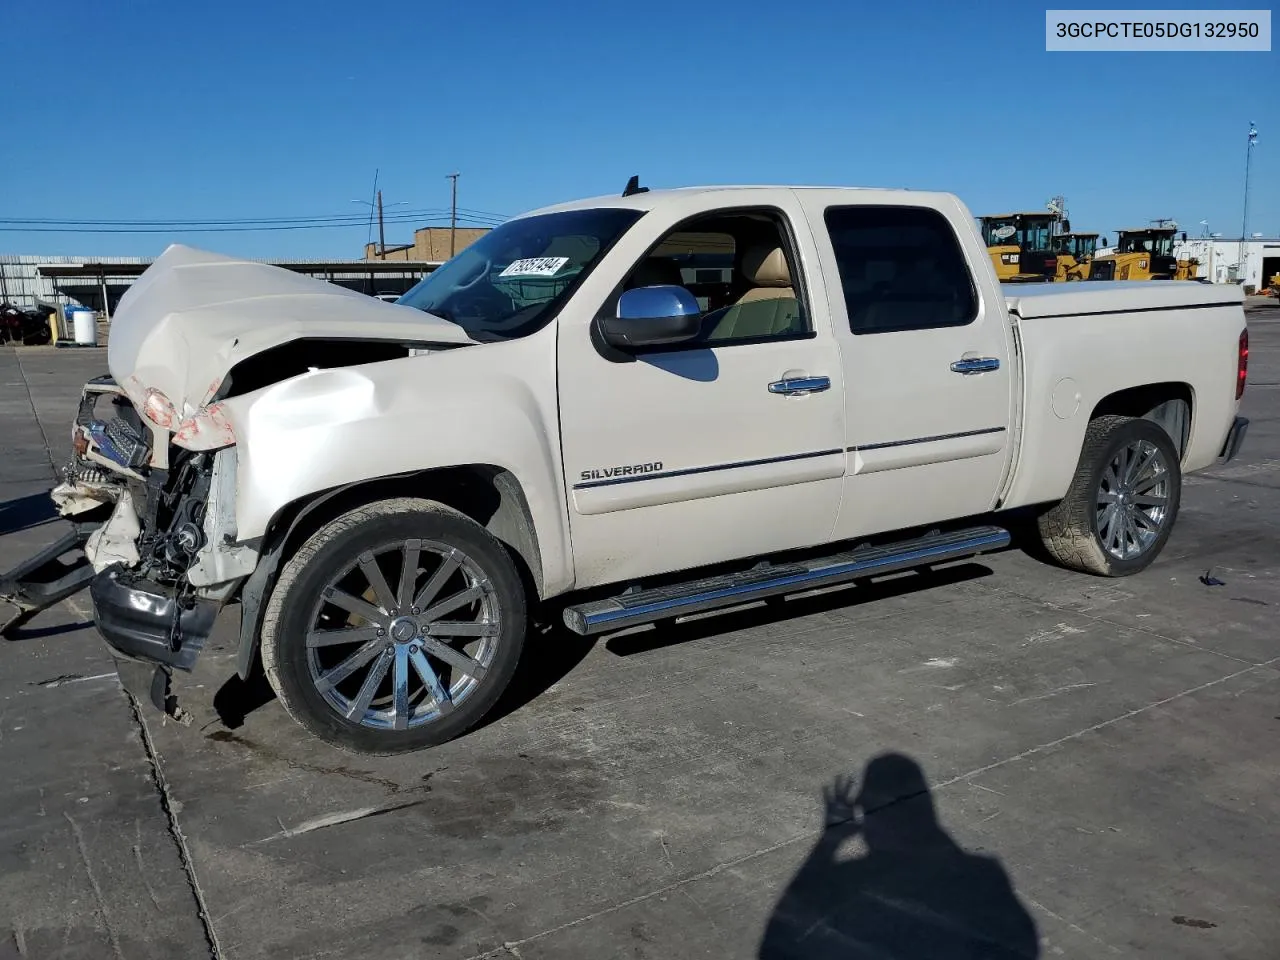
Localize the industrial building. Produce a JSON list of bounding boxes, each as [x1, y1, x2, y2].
[[1173, 237, 1280, 289], [0, 253, 442, 316], [0, 223, 490, 317], [364, 225, 490, 262]]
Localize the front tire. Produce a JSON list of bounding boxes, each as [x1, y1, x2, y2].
[[260, 498, 526, 755], [1036, 415, 1181, 577]]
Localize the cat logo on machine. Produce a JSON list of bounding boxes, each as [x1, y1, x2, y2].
[[580, 461, 664, 482]]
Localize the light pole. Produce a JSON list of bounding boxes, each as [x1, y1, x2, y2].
[[351, 196, 408, 259], [1240, 121, 1257, 283]]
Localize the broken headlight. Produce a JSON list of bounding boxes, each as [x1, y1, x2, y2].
[[86, 417, 151, 470]]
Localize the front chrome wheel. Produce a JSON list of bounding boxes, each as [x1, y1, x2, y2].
[[305, 538, 501, 731], [1095, 438, 1171, 561]]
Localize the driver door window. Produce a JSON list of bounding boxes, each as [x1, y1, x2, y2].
[[620, 211, 812, 348]]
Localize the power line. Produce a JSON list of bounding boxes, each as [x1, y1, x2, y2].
[[0, 213, 505, 235], [0, 207, 508, 227]]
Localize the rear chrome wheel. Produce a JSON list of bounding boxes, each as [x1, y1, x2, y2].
[[261, 499, 526, 754], [1094, 438, 1172, 562], [1037, 415, 1181, 577]]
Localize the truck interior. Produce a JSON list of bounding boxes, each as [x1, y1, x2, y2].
[[623, 211, 808, 343]]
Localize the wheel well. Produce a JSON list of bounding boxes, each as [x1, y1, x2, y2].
[[1090, 382, 1193, 460], [233, 464, 546, 680], [267, 465, 544, 598]]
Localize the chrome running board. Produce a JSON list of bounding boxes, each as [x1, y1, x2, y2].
[[562, 525, 1010, 636]]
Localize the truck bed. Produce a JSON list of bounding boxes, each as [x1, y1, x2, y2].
[[1004, 280, 1243, 320]]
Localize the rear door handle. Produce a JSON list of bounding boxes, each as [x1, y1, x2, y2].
[[950, 357, 1000, 375], [769, 375, 830, 396]]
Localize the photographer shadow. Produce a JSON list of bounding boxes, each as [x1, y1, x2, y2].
[[760, 753, 1039, 959]]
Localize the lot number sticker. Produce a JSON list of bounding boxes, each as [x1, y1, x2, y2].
[[499, 256, 570, 278]]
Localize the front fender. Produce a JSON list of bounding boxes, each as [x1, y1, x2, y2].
[[218, 334, 573, 595]]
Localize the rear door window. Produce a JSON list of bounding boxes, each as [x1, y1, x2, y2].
[[823, 206, 978, 335]]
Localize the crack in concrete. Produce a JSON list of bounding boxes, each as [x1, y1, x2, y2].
[[1010, 682, 1098, 705], [63, 812, 125, 960], [459, 657, 1280, 958], [932, 657, 1279, 792], [133, 818, 163, 912], [12, 351, 57, 477], [127, 693, 225, 960], [457, 833, 810, 959], [982, 581, 1260, 668], [1019, 892, 1125, 955], [204, 729, 429, 796]]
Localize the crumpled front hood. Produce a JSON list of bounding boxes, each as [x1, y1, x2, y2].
[[107, 243, 473, 417]]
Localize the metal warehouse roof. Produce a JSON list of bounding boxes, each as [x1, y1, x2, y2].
[[36, 258, 442, 278]]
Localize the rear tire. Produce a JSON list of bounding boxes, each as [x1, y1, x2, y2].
[[1036, 415, 1181, 577], [260, 498, 526, 755]]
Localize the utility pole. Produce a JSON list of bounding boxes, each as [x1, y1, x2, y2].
[[352, 190, 407, 260], [447, 172, 460, 257], [376, 189, 386, 260], [1240, 121, 1257, 283]]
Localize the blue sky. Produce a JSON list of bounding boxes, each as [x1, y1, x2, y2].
[[1, 0, 1275, 259]]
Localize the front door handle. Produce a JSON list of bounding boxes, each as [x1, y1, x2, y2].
[[769, 375, 830, 396], [950, 357, 1001, 375]]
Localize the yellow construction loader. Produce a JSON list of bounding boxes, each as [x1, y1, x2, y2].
[[979, 212, 1060, 283], [1050, 232, 1099, 280], [1089, 226, 1183, 281]]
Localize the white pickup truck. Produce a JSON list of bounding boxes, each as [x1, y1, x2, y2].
[[0, 183, 1250, 754]]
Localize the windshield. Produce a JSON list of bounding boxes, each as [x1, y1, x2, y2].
[[1056, 235, 1098, 258], [981, 217, 1018, 247], [1118, 232, 1170, 255], [1019, 218, 1053, 252], [397, 208, 644, 340], [981, 215, 1054, 251]]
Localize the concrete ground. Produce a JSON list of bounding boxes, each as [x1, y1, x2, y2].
[[2, 301, 1278, 960]]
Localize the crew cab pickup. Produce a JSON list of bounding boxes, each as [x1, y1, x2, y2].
[[0, 184, 1250, 754]]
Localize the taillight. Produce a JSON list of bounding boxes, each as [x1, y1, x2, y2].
[[1237, 328, 1248, 400]]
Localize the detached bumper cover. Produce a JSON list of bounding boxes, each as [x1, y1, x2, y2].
[[89, 566, 217, 671], [1218, 416, 1249, 464]]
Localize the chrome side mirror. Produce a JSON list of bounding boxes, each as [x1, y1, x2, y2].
[[599, 285, 702, 349]]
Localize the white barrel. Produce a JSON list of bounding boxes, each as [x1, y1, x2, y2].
[[72, 309, 98, 345]]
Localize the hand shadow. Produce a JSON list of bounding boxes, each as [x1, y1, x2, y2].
[[760, 753, 1040, 959]]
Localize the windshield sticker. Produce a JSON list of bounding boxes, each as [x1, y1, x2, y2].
[[992, 225, 1017, 241], [499, 256, 570, 278]]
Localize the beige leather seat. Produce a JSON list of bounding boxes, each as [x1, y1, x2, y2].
[[702, 245, 805, 341]]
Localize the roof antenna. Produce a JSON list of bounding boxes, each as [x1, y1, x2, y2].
[[622, 175, 648, 197]]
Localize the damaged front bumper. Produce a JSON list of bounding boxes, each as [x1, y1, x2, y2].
[[90, 565, 218, 670], [90, 565, 220, 720], [4, 375, 252, 719]]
